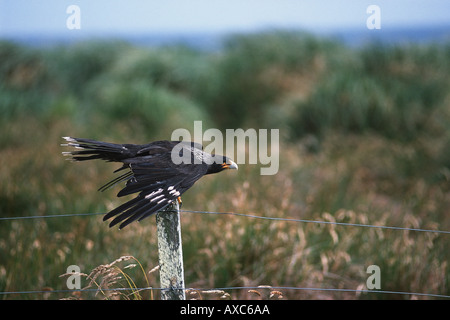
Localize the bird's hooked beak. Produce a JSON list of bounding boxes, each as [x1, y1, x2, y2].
[[222, 159, 238, 170]]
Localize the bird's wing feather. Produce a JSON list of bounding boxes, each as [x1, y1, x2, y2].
[[104, 150, 209, 229]]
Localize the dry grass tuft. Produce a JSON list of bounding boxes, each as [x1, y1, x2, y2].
[[60, 255, 156, 300]]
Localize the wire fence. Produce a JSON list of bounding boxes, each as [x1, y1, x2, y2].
[[1, 285, 450, 299], [1, 209, 449, 299], [1, 209, 449, 234]]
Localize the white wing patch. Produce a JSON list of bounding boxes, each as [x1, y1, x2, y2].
[[145, 188, 163, 200], [168, 185, 181, 197], [150, 194, 164, 202], [144, 186, 180, 205]]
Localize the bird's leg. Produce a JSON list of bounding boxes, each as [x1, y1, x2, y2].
[[177, 196, 182, 208]]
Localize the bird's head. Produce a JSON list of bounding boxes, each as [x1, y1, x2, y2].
[[206, 155, 238, 174]]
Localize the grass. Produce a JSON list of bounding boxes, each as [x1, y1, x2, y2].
[[59, 255, 155, 300], [0, 31, 449, 299], [289, 43, 450, 141]]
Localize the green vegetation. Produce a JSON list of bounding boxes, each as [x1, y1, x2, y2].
[[0, 31, 449, 299]]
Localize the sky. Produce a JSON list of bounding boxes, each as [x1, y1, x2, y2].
[[0, 0, 449, 37]]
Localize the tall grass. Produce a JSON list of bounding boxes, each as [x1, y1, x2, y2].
[[193, 31, 343, 129], [289, 42, 450, 141], [0, 31, 449, 299]]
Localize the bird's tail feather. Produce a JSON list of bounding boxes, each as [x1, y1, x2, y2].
[[62, 137, 133, 162]]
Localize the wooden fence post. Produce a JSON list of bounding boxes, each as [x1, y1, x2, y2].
[[155, 201, 186, 300]]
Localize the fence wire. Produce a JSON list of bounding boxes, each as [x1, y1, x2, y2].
[[1, 285, 449, 299], [1, 208, 449, 299], [1, 209, 449, 234]]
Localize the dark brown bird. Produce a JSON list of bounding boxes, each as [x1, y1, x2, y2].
[[62, 137, 237, 229]]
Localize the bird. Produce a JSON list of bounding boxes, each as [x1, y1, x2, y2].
[[62, 137, 238, 229]]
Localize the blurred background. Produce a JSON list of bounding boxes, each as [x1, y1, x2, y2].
[[0, 0, 449, 299]]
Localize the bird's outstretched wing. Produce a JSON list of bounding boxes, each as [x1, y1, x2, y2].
[[104, 151, 209, 229]]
